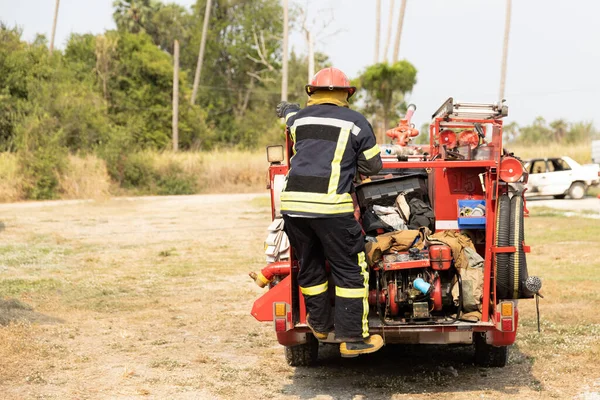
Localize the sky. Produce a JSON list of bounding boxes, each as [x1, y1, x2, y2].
[[2, 0, 600, 130]]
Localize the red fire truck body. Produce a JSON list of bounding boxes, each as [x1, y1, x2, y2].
[[251, 98, 538, 367]]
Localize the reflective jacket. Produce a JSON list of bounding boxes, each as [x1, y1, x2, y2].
[[280, 103, 382, 217]]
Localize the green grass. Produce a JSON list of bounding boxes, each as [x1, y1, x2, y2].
[[0, 278, 62, 297]]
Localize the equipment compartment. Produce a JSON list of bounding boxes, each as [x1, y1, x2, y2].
[[356, 173, 428, 208], [457, 199, 486, 229]]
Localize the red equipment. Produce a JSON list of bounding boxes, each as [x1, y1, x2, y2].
[[305, 67, 356, 98], [385, 104, 420, 146], [252, 97, 540, 368]]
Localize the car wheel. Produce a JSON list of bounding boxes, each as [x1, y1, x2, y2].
[[568, 182, 586, 200]]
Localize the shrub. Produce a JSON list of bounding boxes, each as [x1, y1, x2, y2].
[[16, 114, 67, 200]]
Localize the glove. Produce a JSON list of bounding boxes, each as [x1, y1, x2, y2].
[[276, 101, 299, 118]]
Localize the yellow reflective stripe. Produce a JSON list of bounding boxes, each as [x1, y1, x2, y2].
[[335, 287, 368, 298], [328, 127, 351, 194], [280, 201, 354, 215], [362, 144, 381, 160], [281, 191, 352, 204], [290, 126, 297, 144], [358, 252, 369, 338], [300, 281, 328, 296], [285, 111, 298, 124]]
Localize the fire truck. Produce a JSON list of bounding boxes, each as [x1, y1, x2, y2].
[[250, 98, 542, 367]]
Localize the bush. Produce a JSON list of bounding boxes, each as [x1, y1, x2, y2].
[[114, 151, 198, 195], [16, 114, 67, 200]]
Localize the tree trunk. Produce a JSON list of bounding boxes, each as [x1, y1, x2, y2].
[[172, 40, 179, 152], [499, 0, 512, 103], [392, 0, 407, 63], [49, 0, 60, 54], [191, 0, 212, 105], [240, 77, 255, 118], [281, 0, 289, 102], [374, 0, 381, 63], [383, 0, 395, 62]]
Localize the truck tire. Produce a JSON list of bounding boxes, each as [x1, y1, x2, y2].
[[474, 333, 508, 367], [284, 334, 319, 367], [568, 182, 586, 200]]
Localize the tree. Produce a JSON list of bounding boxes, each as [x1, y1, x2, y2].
[[151, 4, 192, 54], [183, 0, 284, 147], [356, 61, 417, 142], [113, 0, 159, 34]]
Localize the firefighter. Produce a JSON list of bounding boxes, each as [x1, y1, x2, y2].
[[276, 67, 384, 357]]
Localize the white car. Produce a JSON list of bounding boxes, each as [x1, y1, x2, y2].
[[524, 156, 600, 200]]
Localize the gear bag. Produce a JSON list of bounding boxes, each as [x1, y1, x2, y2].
[[407, 198, 435, 231]]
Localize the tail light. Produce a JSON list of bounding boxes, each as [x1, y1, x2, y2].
[[497, 301, 515, 332], [273, 302, 289, 332]]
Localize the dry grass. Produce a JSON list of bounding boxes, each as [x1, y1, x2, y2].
[[59, 154, 111, 200], [0, 153, 24, 203], [196, 149, 268, 193], [0, 322, 42, 383], [508, 142, 593, 164]]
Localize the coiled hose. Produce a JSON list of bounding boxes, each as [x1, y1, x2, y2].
[[495, 193, 511, 299], [496, 193, 533, 299], [509, 194, 534, 299]]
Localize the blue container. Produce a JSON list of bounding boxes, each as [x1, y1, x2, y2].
[[457, 199, 486, 229], [413, 278, 431, 295]]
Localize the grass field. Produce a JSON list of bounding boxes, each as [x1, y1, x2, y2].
[[0, 141, 596, 203], [0, 194, 599, 399]]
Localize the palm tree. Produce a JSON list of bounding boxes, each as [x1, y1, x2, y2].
[[113, 0, 158, 33]]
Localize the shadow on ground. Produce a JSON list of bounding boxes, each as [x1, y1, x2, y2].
[[0, 299, 63, 326], [282, 342, 539, 399]]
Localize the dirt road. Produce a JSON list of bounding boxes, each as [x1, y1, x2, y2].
[[0, 193, 599, 399], [526, 196, 599, 218]]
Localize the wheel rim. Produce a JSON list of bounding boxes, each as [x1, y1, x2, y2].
[[571, 185, 585, 199]]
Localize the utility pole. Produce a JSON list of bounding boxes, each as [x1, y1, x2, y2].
[[499, 0, 512, 103], [307, 30, 315, 84], [374, 0, 381, 63], [172, 40, 180, 152], [383, 0, 395, 62], [392, 0, 407, 63], [191, 0, 212, 105], [281, 0, 289, 101], [49, 0, 60, 54]]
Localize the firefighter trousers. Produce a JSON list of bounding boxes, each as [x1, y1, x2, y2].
[[283, 215, 369, 341]]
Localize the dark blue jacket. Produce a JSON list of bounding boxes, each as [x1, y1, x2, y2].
[[280, 103, 382, 217]]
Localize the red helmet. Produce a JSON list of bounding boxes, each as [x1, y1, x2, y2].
[[305, 67, 356, 98]]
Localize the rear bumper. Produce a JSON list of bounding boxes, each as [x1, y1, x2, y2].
[[284, 318, 516, 346]]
